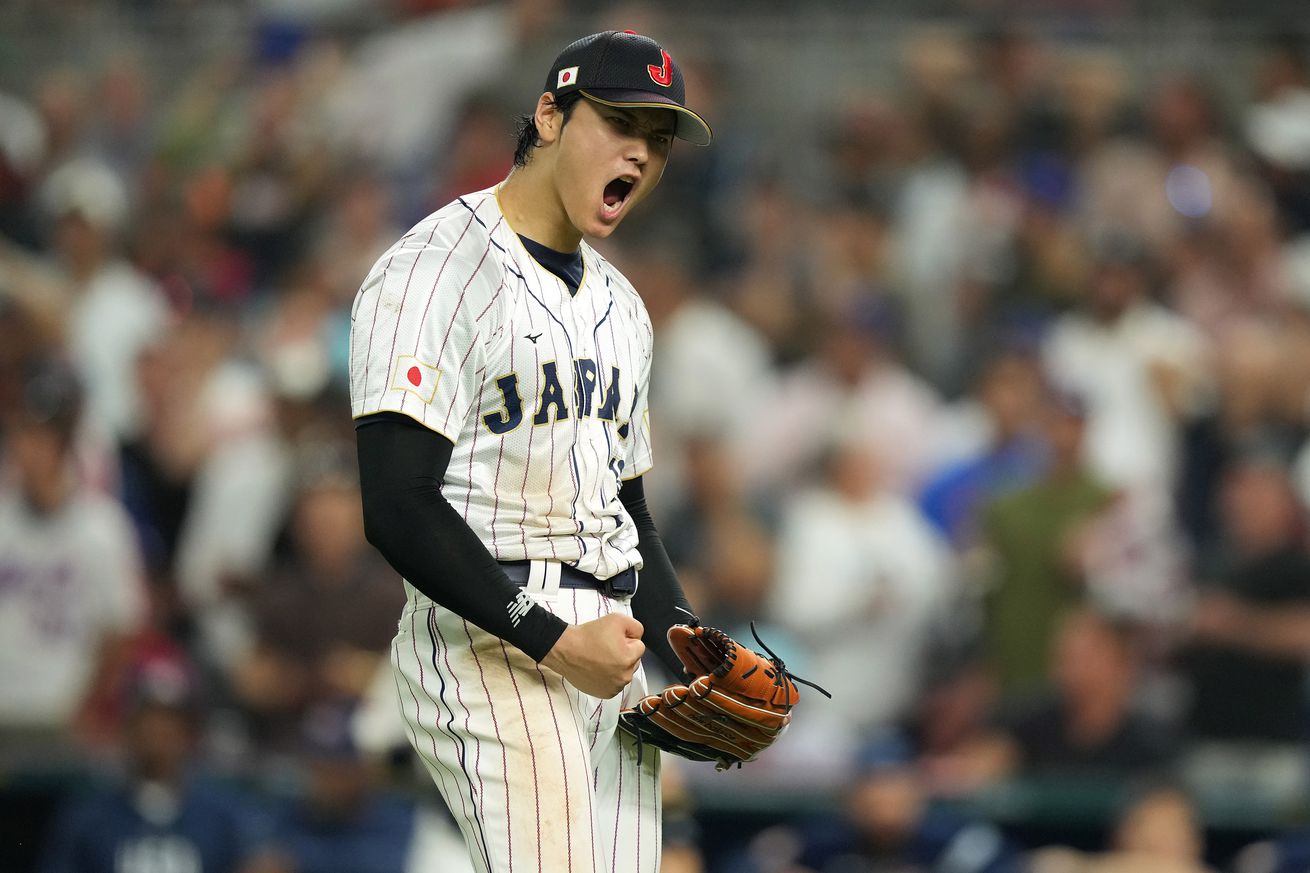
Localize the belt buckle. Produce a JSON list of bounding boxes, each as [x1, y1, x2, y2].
[[603, 567, 637, 598]]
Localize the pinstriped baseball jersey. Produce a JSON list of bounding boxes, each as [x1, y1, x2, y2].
[[349, 187, 654, 582]]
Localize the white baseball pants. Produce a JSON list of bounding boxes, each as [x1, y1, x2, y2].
[[391, 578, 661, 873]]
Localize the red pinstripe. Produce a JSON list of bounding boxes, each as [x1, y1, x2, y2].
[[411, 214, 494, 361], [487, 303, 513, 548], [402, 609, 479, 848], [360, 214, 444, 400], [431, 611, 494, 871], [521, 259, 563, 561], [359, 251, 397, 402], [590, 593, 614, 758], [476, 278, 507, 322], [535, 665, 573, 872], [516, 308, 539, 556], [386, 213, 475, 394], [500, 640, 543, 872], [447, 338, 482, 442], [635, 730, 642, 873], [558, 590, 600, 873], [465, 619, 511, 873], [611, 732, 622, 873], [464, 346, 486, 519]]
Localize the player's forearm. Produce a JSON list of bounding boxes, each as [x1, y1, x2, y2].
[[619, 476, 696, 678], [356, 416, 567, 661], [1220, 604, 1310, 659]]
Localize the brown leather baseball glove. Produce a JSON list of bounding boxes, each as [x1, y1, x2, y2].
[[618, 620, 828, 770]]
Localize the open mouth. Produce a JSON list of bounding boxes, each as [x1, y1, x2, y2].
[[601, 176, 636, 217]]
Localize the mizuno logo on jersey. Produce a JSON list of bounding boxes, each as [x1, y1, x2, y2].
[[482, 358, 624, 435], [507, 590, 534, 627]]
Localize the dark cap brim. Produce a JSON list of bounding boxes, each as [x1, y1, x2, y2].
[[580, 89, 713, 146]]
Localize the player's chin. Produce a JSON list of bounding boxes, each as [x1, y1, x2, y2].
[[588, 219, 622, 239], [586, 208, 628, 238]]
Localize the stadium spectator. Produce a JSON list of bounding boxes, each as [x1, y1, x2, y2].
[[909, 657, 1007, 796], [0, 361, 147, 757], [638, 240, 775, 471], [37, 658, 268, 873], [85, 56, 154, 192], [1028, 781, 1210, 873], [743, 303, 943, 499], [231, 445, 402, 753], [1176, 320, 1292, 560], [1043, 235, 1210, 502], [259, 702, 421, 873], [733, 733, 1020, 873], [661, 763, 708, 873], [919, 348, 1047, 547], [1184, 453, 1310, 745], [1178, 452, 1310, 812], [1233, 828, 1310, 873], [769, 430, 955, 736], [9, 6, 1310, 869], [120, 305, 279, 667], [1244, 33, 1310, 236], [39, 159, 171, 443], [660, 434, 775, 608], [312, 173, 403, 308], [978, 391, 1114, 694], [988, 609, 1175, 780], [0, 89, 47, 249]]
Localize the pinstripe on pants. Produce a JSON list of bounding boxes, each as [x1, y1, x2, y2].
[[392, 583, 661, 873]]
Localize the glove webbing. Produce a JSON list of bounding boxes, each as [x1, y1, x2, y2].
[[628, 621, 831, 769]]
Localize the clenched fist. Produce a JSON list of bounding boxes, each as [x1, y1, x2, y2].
[[541, 613, 645, 698]]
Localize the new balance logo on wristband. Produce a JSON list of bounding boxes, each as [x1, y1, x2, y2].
[[507, 590, 534, 627]]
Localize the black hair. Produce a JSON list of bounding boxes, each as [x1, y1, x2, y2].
[[512, 92, 584, 168], [20, 356, 83, 447]]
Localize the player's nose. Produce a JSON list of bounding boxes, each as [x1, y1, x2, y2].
[[623, 135, 648, 166]]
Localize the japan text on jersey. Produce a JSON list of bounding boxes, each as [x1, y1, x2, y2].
[[349, 188, 654, 581]]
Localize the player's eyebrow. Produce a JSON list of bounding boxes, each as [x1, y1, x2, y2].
[[610, 106, 676, 137]]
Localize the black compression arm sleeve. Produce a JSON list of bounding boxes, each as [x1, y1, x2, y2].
[[619, 477, 697, 679], [355, 413, 567, 661]]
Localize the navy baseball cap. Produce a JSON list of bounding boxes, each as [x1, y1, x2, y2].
[[545, 31, 713, 146]]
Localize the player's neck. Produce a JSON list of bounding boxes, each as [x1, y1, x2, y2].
[[497, 166, 582, 253]]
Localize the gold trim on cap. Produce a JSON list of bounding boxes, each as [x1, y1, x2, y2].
[[579, 90, 713, 146]]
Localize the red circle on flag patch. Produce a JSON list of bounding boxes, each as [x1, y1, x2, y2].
[[407, 366, 422, 386], [562, 71, 572, 83]]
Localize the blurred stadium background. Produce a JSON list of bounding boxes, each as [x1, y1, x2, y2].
[[4, 1, 1310, 871]]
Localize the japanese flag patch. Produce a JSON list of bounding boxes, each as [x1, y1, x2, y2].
[[393, 355, 441, 405], [557, 66, 579, 89]]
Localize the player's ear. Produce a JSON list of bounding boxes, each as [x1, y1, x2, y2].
[[534, 93, 564, 145]]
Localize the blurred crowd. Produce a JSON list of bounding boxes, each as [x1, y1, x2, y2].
[[5, 1, 1310, 872]]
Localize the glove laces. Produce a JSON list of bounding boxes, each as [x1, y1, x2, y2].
[[748, 621, 832, 707]]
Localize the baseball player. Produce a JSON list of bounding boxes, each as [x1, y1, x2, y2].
[[349, 31, 710, 873]]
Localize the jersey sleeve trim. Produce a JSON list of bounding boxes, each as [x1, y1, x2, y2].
[[352, 406, 460, 445]]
